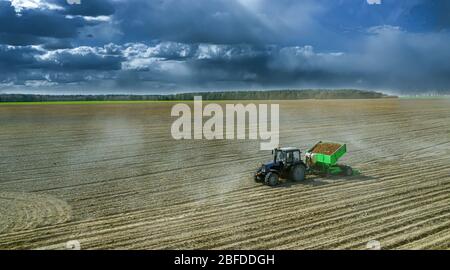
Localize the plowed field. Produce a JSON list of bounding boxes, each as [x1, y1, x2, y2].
[[1, 98, 449, 249]]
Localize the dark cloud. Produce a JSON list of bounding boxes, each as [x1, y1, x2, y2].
[[57, 0, 115, 17], [1, 0, 450, 94], [113, 0, 264, 44], [0, 45, 42, 69], [0, 1, 82, 40], [0, 0, 111, 47]]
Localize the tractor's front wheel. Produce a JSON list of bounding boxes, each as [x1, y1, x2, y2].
[[265, 172, 279, 186], [344, 166, 353, 176], [291, 164, 306, 182]]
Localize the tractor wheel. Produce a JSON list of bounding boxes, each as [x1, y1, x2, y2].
[[344, 166, 353, 176], [265, 172, 279, 186], [291, 164, 306, 182]]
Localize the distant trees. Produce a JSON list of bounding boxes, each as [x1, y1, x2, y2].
[[170, 89, 390, 100], [0, 89, 393, 102]]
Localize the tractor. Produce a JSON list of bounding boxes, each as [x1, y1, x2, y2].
[[254, 147, 307, 186], [255, 142, 353, 186]]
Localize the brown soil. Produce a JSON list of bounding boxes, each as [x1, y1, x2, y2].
[[1, 99, 450, 250]]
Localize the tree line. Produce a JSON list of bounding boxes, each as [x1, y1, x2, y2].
[[0, 89, 394, 102]]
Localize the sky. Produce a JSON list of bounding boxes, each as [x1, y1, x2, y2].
[[1, 0, 450, 94]]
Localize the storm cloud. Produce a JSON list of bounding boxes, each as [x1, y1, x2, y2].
[[1, 0, 450, 94]]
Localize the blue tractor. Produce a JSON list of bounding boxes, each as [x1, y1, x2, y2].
[[254, 147, 307, 186]]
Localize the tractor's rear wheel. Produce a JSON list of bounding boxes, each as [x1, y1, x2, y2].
[[291, 164, 306, 182], [265, 172, 279, 186]]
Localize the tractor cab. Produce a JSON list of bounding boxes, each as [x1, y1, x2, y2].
[[255, 147, 306, 186], [273, 147, 302, 168]]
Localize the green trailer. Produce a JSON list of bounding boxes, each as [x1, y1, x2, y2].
[[305, 141, 353, 176]]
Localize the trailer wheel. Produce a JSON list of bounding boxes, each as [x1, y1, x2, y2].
[[345, 166, 353, 176], [291, 165, 306, 182], [265, 172, 279, 186]]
